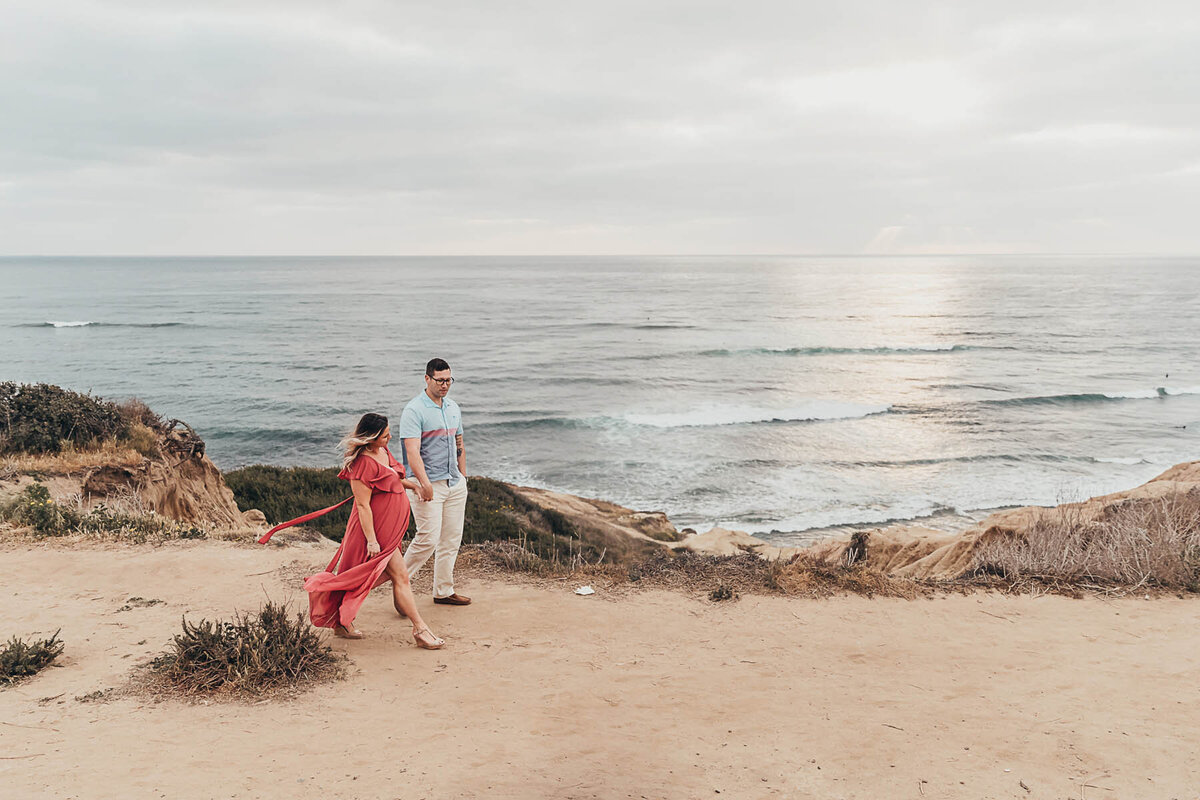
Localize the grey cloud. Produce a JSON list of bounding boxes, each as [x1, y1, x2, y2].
[[1, 0, 1198, 254]]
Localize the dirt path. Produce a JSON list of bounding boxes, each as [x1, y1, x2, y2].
[[1, 540, 1197, 799]]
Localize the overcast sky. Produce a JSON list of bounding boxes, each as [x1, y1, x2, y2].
[[2, 1, 1198, 255]]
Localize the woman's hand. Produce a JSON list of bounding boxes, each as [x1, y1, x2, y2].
[[366, 538, 381, 557]]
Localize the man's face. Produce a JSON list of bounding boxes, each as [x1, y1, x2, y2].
[[426, 369, 453, 399]]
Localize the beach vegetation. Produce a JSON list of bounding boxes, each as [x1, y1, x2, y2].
[[0, 382, 170, 466], [467, 543, 920, 598], [148, 602, 344, 697], [972, 491, 1200, 592], [0, 382, 126, 454], [224, 465, 359, 541], [1, 630, 64, 687], [709, 584, 738, 601], [0, 482, 206, 542]]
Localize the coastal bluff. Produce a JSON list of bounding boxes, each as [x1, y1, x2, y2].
[[800, 460, 1200, 580], [2, 421, 259, 531]]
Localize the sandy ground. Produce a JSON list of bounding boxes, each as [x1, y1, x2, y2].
[[1, 539, 1198, 800]]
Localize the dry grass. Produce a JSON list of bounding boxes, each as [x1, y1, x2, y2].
[[147, 602, 345, 698], [972, 491, 1200, 593], [462, 542, 926, 599], [0, 439, 145, 475]]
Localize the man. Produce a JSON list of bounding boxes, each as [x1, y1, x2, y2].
[[398, 358, 471, 606]]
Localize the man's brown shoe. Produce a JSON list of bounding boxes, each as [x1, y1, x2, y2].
[[433, 593, 472, 606]]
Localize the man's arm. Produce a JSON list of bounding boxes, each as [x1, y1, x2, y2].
[[455, 433, 466, 477], [404, 437, 435, 501]]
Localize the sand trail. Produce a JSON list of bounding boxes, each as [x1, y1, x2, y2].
[[1, 541, 1198, 799]]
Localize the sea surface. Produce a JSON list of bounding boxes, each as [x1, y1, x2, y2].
[[3, 255, 1199, 544]]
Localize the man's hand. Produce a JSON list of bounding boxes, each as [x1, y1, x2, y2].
[[418, 482, 434, 502]]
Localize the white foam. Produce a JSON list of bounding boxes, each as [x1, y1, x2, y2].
[[1102, 389, 1161, 400], [1161, 386, 1200, 396], [623, 401, 891, 428], [1094, 457, 1146, 465], [46, 320, 93, 328]]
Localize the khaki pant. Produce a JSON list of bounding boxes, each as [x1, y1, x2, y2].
[[404, 479, 468, 599]]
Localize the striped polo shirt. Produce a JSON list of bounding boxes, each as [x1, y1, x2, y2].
[[397, 391, 464, 486]]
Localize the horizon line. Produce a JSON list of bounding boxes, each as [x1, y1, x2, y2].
[[3, 251, 1199, 259]]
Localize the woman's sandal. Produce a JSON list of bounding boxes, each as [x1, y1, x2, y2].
[[334, 624, 364, 639], [413, 627, 444, 650]]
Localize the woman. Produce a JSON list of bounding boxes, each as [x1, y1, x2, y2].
[[288, 413, 443, 649]]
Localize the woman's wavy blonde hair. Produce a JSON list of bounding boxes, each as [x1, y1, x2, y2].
[[341, 412, 389, 471]]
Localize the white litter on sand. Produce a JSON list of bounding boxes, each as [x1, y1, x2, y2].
[[574, 586, 595, 596]]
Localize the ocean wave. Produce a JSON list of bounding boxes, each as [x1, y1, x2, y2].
[[473, 401, 891, 432], [24, 321, 190, 329], [623, 402, 891, 428], [724, 501, 962, 537], [983, 387, 1198, 406], [827, 453, 1073, 468], [698, 344, 1005, 357], [632, 323, 697, 330]]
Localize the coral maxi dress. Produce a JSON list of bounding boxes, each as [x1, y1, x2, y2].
[[303, 449, 412, 629]]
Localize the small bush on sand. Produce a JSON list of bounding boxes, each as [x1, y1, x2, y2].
[[709, 584, 738, 601], [972, 492, 1200, 591], [1, 631, 64, 687], [149, 602, 344, 697]]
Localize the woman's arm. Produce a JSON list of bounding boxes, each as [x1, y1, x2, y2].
[[351, 479, 380, 557]]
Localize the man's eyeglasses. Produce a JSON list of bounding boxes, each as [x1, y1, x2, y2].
[[429, 377, 455, 386]]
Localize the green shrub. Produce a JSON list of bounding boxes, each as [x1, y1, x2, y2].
[[463, 477, 596, 562], [76, 504, 206, 543], [0, 382, 128, 454], [122, 423, 161, 458], [1, 483, 205, 541], [2, 483, 79, 534], [150, 602, 344, 696], [225, 465, 361, 542], [1, 631, 64, 686]]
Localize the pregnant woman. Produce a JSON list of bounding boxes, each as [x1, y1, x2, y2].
[[261, 413, 444, 649]]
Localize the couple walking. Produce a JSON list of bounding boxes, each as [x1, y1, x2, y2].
[[260, 358, 468, 650]]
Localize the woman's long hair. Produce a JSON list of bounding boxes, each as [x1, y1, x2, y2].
[[341, 413, 389, 471]]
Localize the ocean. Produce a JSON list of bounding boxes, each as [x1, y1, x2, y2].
[[3, 255, 1198, 544]]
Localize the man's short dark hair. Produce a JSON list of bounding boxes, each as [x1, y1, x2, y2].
[[426, 358, 451, 376]]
